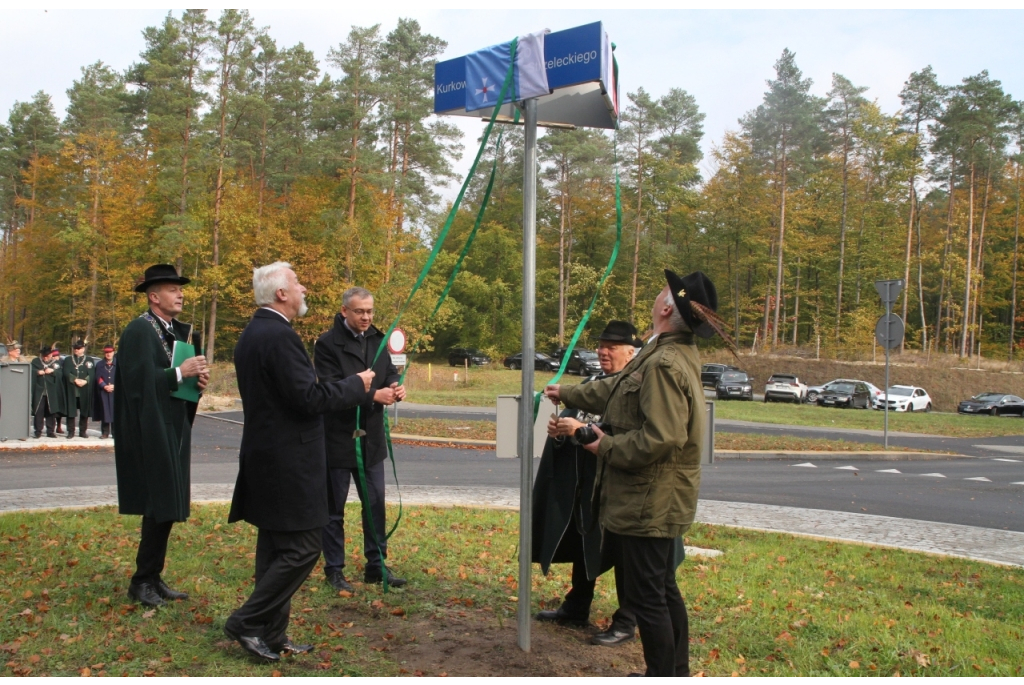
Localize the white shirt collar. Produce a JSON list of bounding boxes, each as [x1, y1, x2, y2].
[[260, 306, 290, 323], [342, 318, 364, 338]]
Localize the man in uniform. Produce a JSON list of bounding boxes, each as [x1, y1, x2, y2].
[[93, 345, 116, 439], [31, 347, 63, 438], [115, 264, 209, 607], [545, 270, 726, 677], [314, 286, 406, 592], [2, 340, 22, 361], [532, 321, 641, 646], [62, 340, 95, 439]]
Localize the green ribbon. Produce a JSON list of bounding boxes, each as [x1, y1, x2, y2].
[[354, 37, 520, 593], [533, 133, 623, 419]]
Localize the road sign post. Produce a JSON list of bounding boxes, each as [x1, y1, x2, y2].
[[874, 280, 905, 449]]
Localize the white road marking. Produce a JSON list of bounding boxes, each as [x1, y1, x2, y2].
[[835, 466, 859, 470], [792, 462, 817, 468], [973, 445, 1024, 455], [992, 458, 1022, 462], [876, 469, 902, 474], [964, 477, 992, 482], [1013, 482, 1024, 485], [919, 473, 946, 478]]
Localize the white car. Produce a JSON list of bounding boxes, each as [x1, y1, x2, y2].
[[764, 374, 808, 403], [874, 385, 932, 412]]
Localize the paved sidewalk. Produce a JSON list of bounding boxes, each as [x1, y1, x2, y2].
[[2, 484, 1021, 567]]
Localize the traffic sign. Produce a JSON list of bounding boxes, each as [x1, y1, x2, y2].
[[391, 353, 408, 367], [875, 313, 905, 350], [388, 328, 407, 354], [874, 279, 904, 308]]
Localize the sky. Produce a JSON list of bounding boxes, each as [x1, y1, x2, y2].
[[2, 8, 1023, 187]]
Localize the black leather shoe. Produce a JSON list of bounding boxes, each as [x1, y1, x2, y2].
[[591, 624, 636, 646], [535, 606, 589, 627], [327, 572, 354, 593], [156, 580, 189, 601], [46, 432, 56, 438], [364, 569, 407, 588], [224, 625, 280, 662], [127, 582, 166, 607], [270, 639, 313, 655], [33, 432, 41, 439]]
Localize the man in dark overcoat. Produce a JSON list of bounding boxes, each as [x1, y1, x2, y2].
[[532, 321, 641, 645], [31, 347, 63, 438], [114, 264, 209, 608], [313, 286, 406, 592], [225, 262, 375, 663], [62, 339, 95, 438], [92, 345, 116, 439]]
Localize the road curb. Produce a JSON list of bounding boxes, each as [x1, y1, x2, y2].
[[714, 450, 964, 461], [390, 433, 496, 447]]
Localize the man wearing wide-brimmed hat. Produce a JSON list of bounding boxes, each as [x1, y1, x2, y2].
[[61, 339, 95, 439], [115, 264, 209, 608], [532, 320, 642, 644], [546, 270, 730, 677], [31, 346, 63, 438]]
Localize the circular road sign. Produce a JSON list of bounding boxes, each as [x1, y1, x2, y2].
[[388, 328, 407, 354], [874, 313, 905, 350]]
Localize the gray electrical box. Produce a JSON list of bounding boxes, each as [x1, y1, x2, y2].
[[0, 361, 32, 441]]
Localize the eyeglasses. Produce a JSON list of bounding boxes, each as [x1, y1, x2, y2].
[[349, 309, 374, 316]]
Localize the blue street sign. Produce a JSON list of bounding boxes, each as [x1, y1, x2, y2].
[[434, 21, 618, 130]]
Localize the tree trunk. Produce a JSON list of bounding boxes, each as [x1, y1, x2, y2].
[[968, 169, 992, 358], [629, 156, 644, 324], [935, 165, 955, 348], [960, 163, 976, 358], [85, 187, 101, 343], [836, 132, 850, 340], [772, 144, 787, 348], [1010, 162, 1021, 361], [792, 256, 800, 345], [557, 162, 566, 345], [916, 212, 927, 352], [900, 184, 916, 352], [208, 48, 232, 364]]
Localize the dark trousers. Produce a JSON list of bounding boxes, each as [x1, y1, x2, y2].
[[66, 397, 88, 437], [100, 422, 111, 438], [226, 527, 322, 647], [605, 531, 689, 677], [33, 398, 55, 437], [322, 462, 387, 577], [557, 527, 636, 632], [132, 517, 174, 586]]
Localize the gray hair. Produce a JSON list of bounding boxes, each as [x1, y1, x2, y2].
[[253, 261, 292, 306], [664, 292, 688, 332], [343, 287, 373, 307]]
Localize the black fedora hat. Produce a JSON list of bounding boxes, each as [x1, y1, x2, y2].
[[665, 270, 718, 338], [39, 344, 51, 356], [598, 320, 643, 347], [72, 339, 86, 349], [134, 264, 190, 293]]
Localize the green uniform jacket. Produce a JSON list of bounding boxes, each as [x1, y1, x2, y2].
[[113, 313, 196, 523], [559, 331, 704, 539], [31, 357, 65, 415], [61, 354, 95, 417]]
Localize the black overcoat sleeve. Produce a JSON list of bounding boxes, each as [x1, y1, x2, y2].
[[276, 327, 367, 415]]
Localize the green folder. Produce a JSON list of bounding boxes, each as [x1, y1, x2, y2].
[[170, 341, 201, 403]]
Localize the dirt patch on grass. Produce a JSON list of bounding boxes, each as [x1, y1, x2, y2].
[[326, 602, 645, 677]]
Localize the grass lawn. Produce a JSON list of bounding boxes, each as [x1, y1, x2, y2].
[[2, 504, 1022, 676], [714, 400, 1024, 438]]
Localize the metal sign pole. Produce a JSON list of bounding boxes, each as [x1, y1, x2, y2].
[[517, 97, 538, 652]]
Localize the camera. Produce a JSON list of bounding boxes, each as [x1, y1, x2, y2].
[[574, 423, 604, 445]]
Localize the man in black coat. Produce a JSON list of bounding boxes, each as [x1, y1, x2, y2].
[[92, 345, 116, 439], [226, 262, 375, 663], [31, 346, 61, 438], [62, 339, 95, 438], [313, 286, 406, 591], [532, 321, 642, 645]]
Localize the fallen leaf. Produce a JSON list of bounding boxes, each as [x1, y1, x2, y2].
[[338, 590, 353, 598], [390, 607, 405, 616], [775, 631, 794, 642], [28, 655, 40, 664], [271, 671, 281, 678], [79, 667, 91, 677], [849, 661, 860, 669], [142, 610, 156, 619], [370, 600, 385, 610]]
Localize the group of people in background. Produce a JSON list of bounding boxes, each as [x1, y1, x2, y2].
[[25, 340, 116, 439]]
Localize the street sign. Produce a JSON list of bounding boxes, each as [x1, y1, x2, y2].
[[874, 279, 904, 308], [388, 328, 407, 354], [875, 313, 905, 350], [391, 353, 407, 367]]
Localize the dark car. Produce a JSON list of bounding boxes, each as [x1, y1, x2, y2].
[[958, 393, 1024, 416], [716, 371, 753, 401], [503, 352, 560, 372], [447, 347, 491, 367], [701, 363, 739, 388], [818, 381, 872, 409], [552, 348, 602, 376]]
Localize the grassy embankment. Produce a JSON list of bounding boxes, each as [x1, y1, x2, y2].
[[1, 504, 1021, 676]]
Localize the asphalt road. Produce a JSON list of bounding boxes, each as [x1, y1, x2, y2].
[[3, 413, 1024, 533]]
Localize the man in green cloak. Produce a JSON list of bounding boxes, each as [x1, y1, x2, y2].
[[114, 264, 209, 608], [31, 346, 63, 438], [61, 339, 95, 438]]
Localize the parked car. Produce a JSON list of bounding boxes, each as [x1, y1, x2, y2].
[[874, 385, 932, 412], [716, 371, 753, 401], [818, 381, 872, 409], [503, 352, 560, 372], [806, 378, 883, 405], [551, 348, 602, 376], [957, 393, 1024, 416], [701, 363, 739, 388], [763, 374, 807, 403], [447, 348, 491, 367]]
